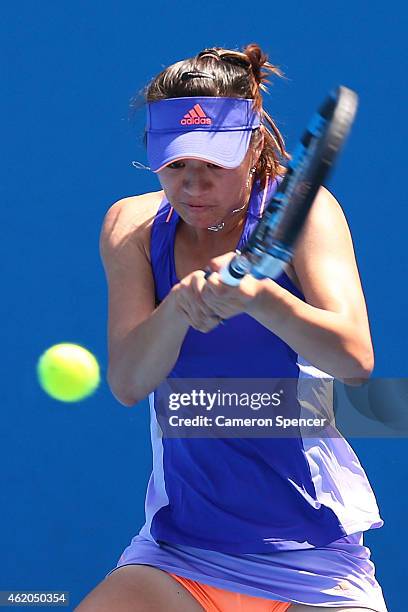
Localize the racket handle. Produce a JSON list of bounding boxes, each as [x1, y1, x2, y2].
[[216, 251, 252, 286], [204, 265, 241, 286], [218, 264, 243, 286], [218, 253, 287, 285]]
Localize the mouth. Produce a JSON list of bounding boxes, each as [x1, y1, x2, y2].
[[182, 203, 221, 226], [184, 203, 215, 210]]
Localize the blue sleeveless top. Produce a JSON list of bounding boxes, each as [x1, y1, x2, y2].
[[139, 177, 384, 554]]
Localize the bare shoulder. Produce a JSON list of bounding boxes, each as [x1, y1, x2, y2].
[[292, 185, 364, 314], [100, 190, 164, 263], [293, 185, 353, 271], [297, 185, 350, 242]]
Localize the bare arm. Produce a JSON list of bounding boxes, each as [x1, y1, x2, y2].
[[247, 187, 374, 382], [100, 194, 190, 407]]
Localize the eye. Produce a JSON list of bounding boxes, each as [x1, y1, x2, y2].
[[167, 161, 184, 169], [165, 161, 223, 170]]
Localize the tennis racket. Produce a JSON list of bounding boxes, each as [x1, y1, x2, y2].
[[218, 85, 358, 286]]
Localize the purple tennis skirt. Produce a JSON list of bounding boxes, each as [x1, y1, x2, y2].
[[106, 530, 388, 610]]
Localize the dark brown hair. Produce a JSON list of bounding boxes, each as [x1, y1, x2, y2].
[[140, 43, 290, 187]]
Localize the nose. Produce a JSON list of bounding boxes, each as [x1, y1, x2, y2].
[[182, 166, 212, 196]]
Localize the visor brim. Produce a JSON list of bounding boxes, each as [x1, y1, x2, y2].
[[147, 129, 254, 173]]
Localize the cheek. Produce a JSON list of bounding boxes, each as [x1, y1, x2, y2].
[[156, 171, 170, 187], [157, 172, 178, 196], [221, 171, 248, 194]]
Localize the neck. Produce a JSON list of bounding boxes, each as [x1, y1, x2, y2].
[[181, 187, 253, 248], [185, 207, 248, 250]]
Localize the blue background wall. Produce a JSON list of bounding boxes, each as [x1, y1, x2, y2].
[[2, 1, 406, 610]]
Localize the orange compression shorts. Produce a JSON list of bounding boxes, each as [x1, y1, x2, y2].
[[168, 571, 292, 612]]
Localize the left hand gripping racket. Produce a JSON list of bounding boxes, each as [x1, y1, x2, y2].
[[218, 86, 358, 286]]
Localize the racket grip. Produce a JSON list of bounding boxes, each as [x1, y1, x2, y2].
[[203, 266, 241, 286], [218, 264, 243, 286], [206, 254, 287, 285], [218, 251, 252, 286]]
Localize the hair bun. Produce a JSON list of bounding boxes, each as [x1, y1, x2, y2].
[[243, 43, 268, 84]]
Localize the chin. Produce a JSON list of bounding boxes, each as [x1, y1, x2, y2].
[[180, 211, 221, 228], [188, 218, 218, 229]]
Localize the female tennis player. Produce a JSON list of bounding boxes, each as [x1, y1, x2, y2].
[[75, 44, 388, 611]]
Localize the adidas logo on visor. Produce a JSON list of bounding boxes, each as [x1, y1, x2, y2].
[[180, 103, 212, 126]]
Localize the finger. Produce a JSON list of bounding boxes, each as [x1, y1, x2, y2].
[[208, 251, 236, 273], [203, 272, 230, 296], [178, 295, 208, 329], [202, 273, 229, 307], [180, 277, 210, 316], [192, 274, 220, 316], [179, 274, 228, 323], [194, 315, 224, 333], [180, 293, 219, 329], [193, 271, 210, 295]]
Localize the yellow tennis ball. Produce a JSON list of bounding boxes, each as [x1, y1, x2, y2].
[[37, 343, 100, 402]]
